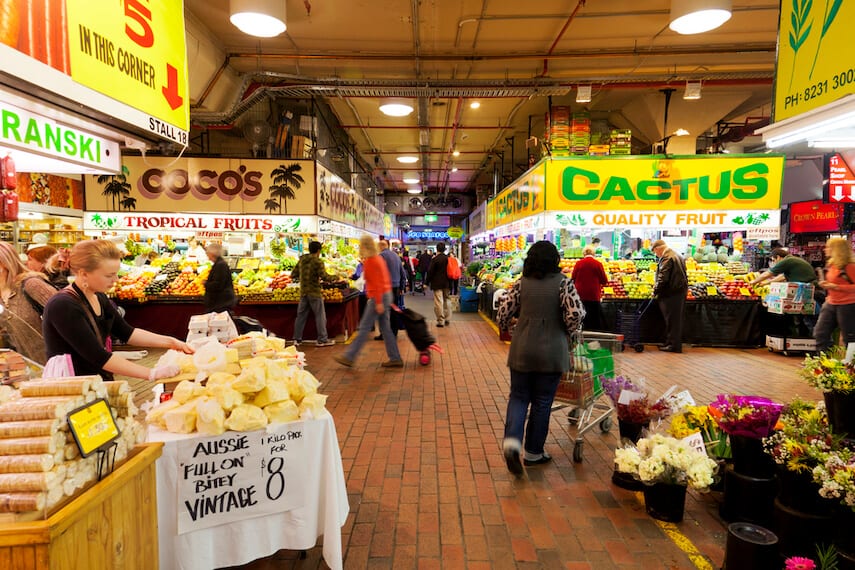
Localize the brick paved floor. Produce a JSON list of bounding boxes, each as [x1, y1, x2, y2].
[[132, 295, 816, 570]]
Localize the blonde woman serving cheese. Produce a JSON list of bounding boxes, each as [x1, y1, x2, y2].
[[42, 240, 194, 380]]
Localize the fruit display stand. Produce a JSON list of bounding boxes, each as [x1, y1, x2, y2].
[[0, 443, 162, 570], [117, 289, 361, 342]]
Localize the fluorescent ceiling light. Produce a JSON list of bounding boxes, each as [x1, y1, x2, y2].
[[683, 81, 702, 100], [452, 149, 460, 157], [396, 155, 418, 164], [808, 139, 855, 149], [470, 101, 481, 109], [230, 0, 287, 37], [407, 187, 421, 194], [673, 128, 690, 136], [576, 85, 592, 103], [379, 98, 414, 117], [402, 173, 420, 184], [451, 167, 458, 173], [669, 0, 731, 35]]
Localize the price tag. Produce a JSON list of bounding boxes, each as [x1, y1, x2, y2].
[[67, 399, 120, 458], [681, 432, 707, 455], [618, 390, 645, 405], [706, 286, 718, 295], [740, 287, 752, 296], [603, 287, 615, 295], [667, 389, 695, 413]]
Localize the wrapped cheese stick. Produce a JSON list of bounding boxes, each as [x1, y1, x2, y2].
[[0, 454, 54, 473], [19, 380, 92, 397], [0, 472, 58, 492], [0, 492, 45, 512], [63, 443, 79, 461], [0, 397, 84, 422], [46, 485, 65, 509], [0, 435, 62, 456], [102, 381, 129, 396], [0, 419, 60, 439]]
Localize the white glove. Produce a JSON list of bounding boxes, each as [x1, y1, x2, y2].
[[148, 364, 181, 381]]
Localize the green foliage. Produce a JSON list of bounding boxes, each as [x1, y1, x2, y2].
[[811, 0, 843, 78], [816, 542, 839, 570], [789, 0, 814, 88], [467, 261, 483, 277]]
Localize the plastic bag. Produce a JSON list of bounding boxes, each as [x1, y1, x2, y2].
[[43, 354, 74, 378], [191, 337, 227, 377]]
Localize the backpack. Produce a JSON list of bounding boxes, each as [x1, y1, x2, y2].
[[446, 256, 461, 280]]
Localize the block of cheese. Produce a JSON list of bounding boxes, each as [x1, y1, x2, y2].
[[253, 381, 290, 408], [206, 372, 236, 389], [232, 367, 266, 394], [196, 398, 226, 436], [146, 398, 182, 427], [207, 385, 244, 412], [298, 393, 328, 420], [224, 404, 267, 432], [225, 348, 239, 363], [287, 370, 320, 404], [163, 401, 198, 434], [263, 400, 299, 424], [173, 380, 205, 404]]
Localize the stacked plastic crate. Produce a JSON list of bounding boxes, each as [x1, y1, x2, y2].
[[571, 111, 591, 155], [547, 106, 571, 157], [610, 129, 632, 155]]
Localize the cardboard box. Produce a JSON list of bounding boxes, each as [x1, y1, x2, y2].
[[769, 282, 814, 302], [766, 336, 817, 351], [766, 298, 816, 314], [290, 135, 312, 158]]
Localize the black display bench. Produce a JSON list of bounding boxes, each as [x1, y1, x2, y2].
[[476, 281, 767, 348]]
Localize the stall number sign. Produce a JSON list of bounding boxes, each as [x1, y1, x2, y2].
[[176, 423, 308, 534]]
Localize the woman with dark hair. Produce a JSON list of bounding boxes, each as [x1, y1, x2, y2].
[[496, 240, 585, 476]]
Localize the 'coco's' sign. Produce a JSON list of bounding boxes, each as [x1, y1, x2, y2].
[[138, 167, 263, 200]]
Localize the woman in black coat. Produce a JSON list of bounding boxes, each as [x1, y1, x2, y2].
[[204, 243, 237, 313]]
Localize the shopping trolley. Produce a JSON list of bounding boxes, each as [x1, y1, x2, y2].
[[615, 299, 654, 352], [553, 331, 623, 462]]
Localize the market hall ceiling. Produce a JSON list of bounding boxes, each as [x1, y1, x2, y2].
[[184, 0, 779, 196]]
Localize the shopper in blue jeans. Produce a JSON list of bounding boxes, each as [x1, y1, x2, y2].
[[496, 241, 585, 476]]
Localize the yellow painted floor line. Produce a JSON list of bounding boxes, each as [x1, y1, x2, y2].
[[478, 311, 511, 344], [635, 492, 715, 570]]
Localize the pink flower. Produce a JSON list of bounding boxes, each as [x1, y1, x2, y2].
[[785, 557, 816, 570]]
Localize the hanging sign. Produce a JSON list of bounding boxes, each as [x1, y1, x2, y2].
[[67, 399, 120, 458], [1, 0, 189, 145], [316, 164, 384, 234], [545, 156, 784, 211], [84, 212, 318, 234], [487, 163, 545, 229], [176, 422, 308, 534], [826, 153, 855, 203], [447, 226, 464, 239], [773, 0, 855, 121]]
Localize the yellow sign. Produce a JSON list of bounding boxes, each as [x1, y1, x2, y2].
[[84, 157, 317, 215], [603, 286, 615, 295], [447, 226, 464, 239], [706, 286, 719, 296], [66, 0, 189, 137], [316, 164, 384, 234], [67, 399, 120, 457], [486, 200, 496, 230], [489, 164, 546, 229], [774, 0, 855, 121], [740, 287, 752, 296], [545, 156, 784, 212]]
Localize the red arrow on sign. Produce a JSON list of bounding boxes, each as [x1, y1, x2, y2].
[[162, 64, 183, 110]]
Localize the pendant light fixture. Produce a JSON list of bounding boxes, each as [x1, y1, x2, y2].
[[379, 98, 414, 117], [402, 172, 420, 184], [669, 0, 732, 35], [230, 0, 287, 37]]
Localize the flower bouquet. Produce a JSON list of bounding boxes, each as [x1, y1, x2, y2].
[[800, 347, 855, 393], [669, 405, 731, 459], [615, 434, 719, 490], [601, 375, 670, 425], [762, 398, 836, 474], [812, 446, 855, 511], [709, 394, 783, 439]]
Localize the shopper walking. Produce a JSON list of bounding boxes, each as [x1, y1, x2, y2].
[[426, 243, 452, 327], [0, 242, 57, 364], [334, 235, 402, 368], [203, 244, 237, 314], [571, 245, 609, 331], [42, 240, 192, 380], [291, 241, 339, 347], [402, 250, 415, 293], [652, 239, 688, 353], [815, 237, 855, 353], [447, 251, 461, 296], [377, 239, 407, 340], [417, 251, 431, 288], [496, 240, 585, 475]]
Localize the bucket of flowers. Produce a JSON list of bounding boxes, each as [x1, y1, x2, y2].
[[614, 433, 718, 522], [811, 445, 855, 559], [601, 375, 670, 443], [800, 347, 855, 441], [710, 394, 783, 478], [762, 397, 840, 514]]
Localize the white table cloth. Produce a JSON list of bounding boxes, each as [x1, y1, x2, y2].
[[149, 412, 349, 570]]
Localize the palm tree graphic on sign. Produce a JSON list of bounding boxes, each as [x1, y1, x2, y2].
[[268, 163, 304, 214], [96, 165, 131, 211], [119, 196, 137, 211]]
